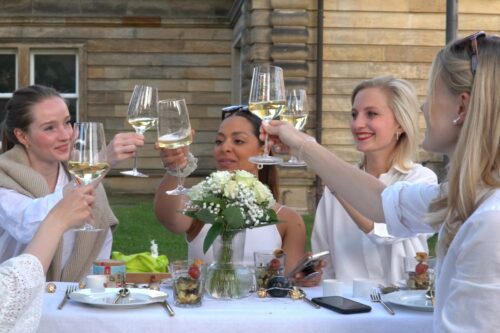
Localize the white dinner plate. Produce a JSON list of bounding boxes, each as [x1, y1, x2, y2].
[[382, 290, 433, 312], [69, 288, 168, 309]]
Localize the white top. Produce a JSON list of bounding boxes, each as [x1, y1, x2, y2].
[[188, 224, 282, 265], [0, 164, 113, 266], [0, 254, 45, 333], [312, 163, 437, 286], [383, 183, 500, 332]]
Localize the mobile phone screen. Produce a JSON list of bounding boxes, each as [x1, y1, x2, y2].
[[287, 251, 329, 278], [312, 296, 371, 314]]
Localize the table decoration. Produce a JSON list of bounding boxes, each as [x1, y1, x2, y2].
[[185, 170, 279, 299], [170, 259, 204, 307]]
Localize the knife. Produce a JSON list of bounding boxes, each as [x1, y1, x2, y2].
[[163, 299, 175, 316]]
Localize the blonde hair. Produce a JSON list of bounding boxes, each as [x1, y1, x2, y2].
[[426, 35, 500, 254], [351, 75, 421, 170]]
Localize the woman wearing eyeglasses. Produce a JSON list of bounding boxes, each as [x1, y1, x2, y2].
[[154, 107, 321, 286], [262, 32, 500, 331]]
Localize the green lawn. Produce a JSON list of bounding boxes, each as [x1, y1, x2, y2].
[[110, 194, 435, 261], [110, 194, 314, 262]]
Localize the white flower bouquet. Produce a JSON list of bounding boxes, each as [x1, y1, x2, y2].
[[184, 170, 279, 299], [185, 170, 278, 253]]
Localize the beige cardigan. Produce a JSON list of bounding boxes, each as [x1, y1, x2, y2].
[[0, 145, 118, 282]]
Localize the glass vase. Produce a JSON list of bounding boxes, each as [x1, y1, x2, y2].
[[205, 229, 254, 299]]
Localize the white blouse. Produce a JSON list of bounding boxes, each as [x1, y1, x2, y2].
[[383, 183, 500, 332], [312, 163, 437, 286], [0, 254, 45, 333]]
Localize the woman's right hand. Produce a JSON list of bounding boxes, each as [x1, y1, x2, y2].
[[51, 184, 95, 231], [261, 120, 310, 157], [156, 144, 191, 173]]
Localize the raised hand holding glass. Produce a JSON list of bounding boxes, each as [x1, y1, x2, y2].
[[157, 98, 193, 195], [280, 89, 309, 167], [121, 84, 158, 178], [248, 65, 286, 165], [68, 122, 109, 231]]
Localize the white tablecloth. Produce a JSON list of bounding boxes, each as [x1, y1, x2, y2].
[[37, 282, 432, 333]]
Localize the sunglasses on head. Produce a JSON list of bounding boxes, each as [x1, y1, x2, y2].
[[454, 31, 486, 77], [221, 105, 250, 120]]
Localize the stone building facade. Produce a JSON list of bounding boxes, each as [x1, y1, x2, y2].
[[0, 0, 498, 214]]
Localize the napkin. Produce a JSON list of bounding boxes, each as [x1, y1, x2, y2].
[[111, 251, 168, 273]]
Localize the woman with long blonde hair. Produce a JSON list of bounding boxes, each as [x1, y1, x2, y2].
[[263, 33, 500, 331], [312, 76, 437, 286]]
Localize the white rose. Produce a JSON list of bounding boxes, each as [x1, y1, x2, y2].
[[253, 181, 274, 206], [234, 170, 256, 187]]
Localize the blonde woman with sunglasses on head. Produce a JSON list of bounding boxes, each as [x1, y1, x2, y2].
[[263, 32, 500, 331], [312, 76, 437, 287]]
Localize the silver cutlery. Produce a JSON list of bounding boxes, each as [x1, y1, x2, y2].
[[58, 285, 77, 310], [113, 288, 130, 304], [163, 299, 175, 316], [370, 289, 395, 315]]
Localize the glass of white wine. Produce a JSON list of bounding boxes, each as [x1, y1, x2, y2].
[[157, 98, 193, 196], [248, 65, 286, 165], [120, 84, 159, 178], [68, 122, 110, 232], [280, 88, 309, 167]]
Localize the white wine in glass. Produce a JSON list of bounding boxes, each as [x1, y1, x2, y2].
[[68, 122, 110, 232], [280, 89, 309, 167], [121, 84, 159, 178], [248, 65, 286, 165], [157, 98, 193, 195]]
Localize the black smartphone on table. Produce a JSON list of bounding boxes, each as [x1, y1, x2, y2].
[[312, 296, 372, 314], [287, 251, 330, 279]]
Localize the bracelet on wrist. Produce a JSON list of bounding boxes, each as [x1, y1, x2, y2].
[[297, 136, 316, 162], [165, 152, 198, 178]]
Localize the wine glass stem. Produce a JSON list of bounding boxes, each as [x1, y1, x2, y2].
[[263, 133, 270, 157], [176, 166, 184, 189], [132, 153, 139, 172]]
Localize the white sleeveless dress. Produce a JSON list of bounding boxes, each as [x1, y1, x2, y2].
[[188, 224, 282, 266]]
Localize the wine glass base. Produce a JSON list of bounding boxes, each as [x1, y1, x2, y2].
[[120, 170, 149, 178], [73, 223, 103, 232], [166, 187, 190, 196], [248, 155, 283, 165], [280, 160, 307, 167]]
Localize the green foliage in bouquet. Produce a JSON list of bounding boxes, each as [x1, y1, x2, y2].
[[184, 170, 279, 253]]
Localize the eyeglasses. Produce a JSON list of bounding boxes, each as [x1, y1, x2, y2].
[[454, 31, 486, 77], [221, 105, 250, 120]]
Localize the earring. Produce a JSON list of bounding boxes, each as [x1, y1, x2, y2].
[[452, 117, 460, 125], [396, 132, 400, 141]]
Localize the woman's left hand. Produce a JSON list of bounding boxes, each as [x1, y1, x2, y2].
[[292, 259, 326, 287], [107, 132, 145, 167]]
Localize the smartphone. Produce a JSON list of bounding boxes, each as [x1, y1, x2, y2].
[[312, 296, 372, 314], [287, 251, 330, 279]]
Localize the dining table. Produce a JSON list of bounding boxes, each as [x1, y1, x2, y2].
[[37, 282, 433, 333]]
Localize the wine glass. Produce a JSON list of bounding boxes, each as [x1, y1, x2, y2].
[[280, 88, 309, 167], [157, 98, 193, 195], [68, 122, 110, 231], [248, 65, 286, 165], [120, 84, 159, 178]]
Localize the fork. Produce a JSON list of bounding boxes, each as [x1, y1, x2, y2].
[[58, 285, 77, 310], [370, 289, 395, 315]]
